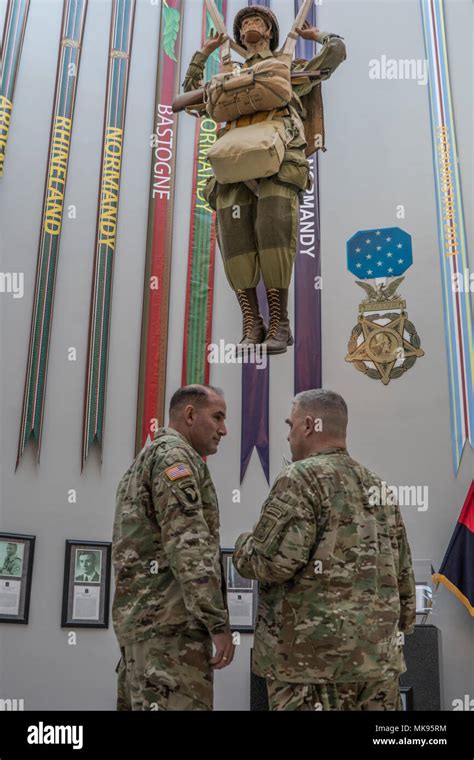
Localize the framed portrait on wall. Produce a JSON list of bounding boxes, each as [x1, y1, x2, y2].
[[0, 532, 35, 624], [61, 540, 111, 629], [221, 548, 258, 632]]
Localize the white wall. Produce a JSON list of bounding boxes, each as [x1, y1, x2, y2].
[[0, 0, 472, 710]]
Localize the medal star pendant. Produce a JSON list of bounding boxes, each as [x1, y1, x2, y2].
[[345, 304, 424, 385]]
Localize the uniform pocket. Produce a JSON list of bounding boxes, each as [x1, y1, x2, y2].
[[143, 637, 212, 711], [115, 645, 126, 674], [203, 175, 218, 211], [166, 690, 211, 711], [276, 152, 310, 192], [116, 647, 131, 711], [253, 499, 295, 558]]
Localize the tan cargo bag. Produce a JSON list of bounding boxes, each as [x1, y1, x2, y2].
[[204, 58, 292, 123], [207, 113, 290, 184]]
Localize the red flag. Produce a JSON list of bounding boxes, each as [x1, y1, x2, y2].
[[433, 482, 474, 616]]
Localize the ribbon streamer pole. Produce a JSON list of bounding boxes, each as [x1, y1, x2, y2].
[[16, 0, 88, 468], [294, 0, 321, 394], [420, 0, 474, 471], [0, 0, 30, 176], [240, 0, 272, 485], [82, 0, 136, 467], [135, 0, 184, 454], [181, 0, 227, 386]]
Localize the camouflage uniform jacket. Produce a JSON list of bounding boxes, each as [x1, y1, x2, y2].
[[112, 427, 229, 646], [233, 448, 416, 683], [182, 32, 346, 195]]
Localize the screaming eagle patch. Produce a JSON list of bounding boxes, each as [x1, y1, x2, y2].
[[178, 483, 199, 505]]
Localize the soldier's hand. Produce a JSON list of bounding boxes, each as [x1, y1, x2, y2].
[[295, 20, 320, 42], [210, 630, 235, 670], [201, 29, 227, 57]]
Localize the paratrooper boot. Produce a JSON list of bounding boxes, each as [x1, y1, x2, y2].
[[263, 288, 294, 355], [236, 288, 266, 347]]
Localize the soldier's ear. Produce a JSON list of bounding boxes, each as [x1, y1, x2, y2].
[[183, 403, 197, 425]]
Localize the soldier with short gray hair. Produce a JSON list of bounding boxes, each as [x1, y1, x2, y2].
[[233, 389, 416, 711]]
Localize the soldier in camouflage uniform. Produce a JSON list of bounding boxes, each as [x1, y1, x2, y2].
[[182, 7, 346, 354], [233, 389, 416, 711], [112, 385, 234, 711]]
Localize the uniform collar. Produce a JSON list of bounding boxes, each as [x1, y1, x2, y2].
[[154, 426, 192, 448], [310, 447, 348, 456], [244, 47, 274, 62], [154, 427, 204, 461]]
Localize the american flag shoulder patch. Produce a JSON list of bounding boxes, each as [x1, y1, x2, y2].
[[164, 463, 193, 481]]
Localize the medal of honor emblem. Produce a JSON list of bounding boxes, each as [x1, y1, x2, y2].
[[345, 228, 424, 384]]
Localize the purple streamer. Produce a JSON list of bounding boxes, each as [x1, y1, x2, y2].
[[240, 0, 271, 484], [294, 0, 322, 393]]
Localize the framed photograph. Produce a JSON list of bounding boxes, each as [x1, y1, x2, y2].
[[400, 686, 414, 711], [61, 540, 111, 629], [221, 548, 258, 632], [0, 532, 35, 624]]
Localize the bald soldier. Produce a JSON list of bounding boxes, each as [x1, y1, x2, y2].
[[233, 390, 416, 711], [112, 385, 234, 711], [182, 7, 346, 354]]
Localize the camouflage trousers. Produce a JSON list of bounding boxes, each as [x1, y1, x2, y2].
[[116, 631, 213, 711], [266, 677, 403, 711], [210, 177, 301, 292]]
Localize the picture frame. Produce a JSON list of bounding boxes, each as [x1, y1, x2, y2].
[[221, 548, 258, 633], [0, 532, 35, 624], [61, 540, 112, 629], [400, 686, 414, 711]]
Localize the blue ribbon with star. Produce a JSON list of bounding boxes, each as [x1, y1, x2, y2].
[[347, 227, 412, 280]]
